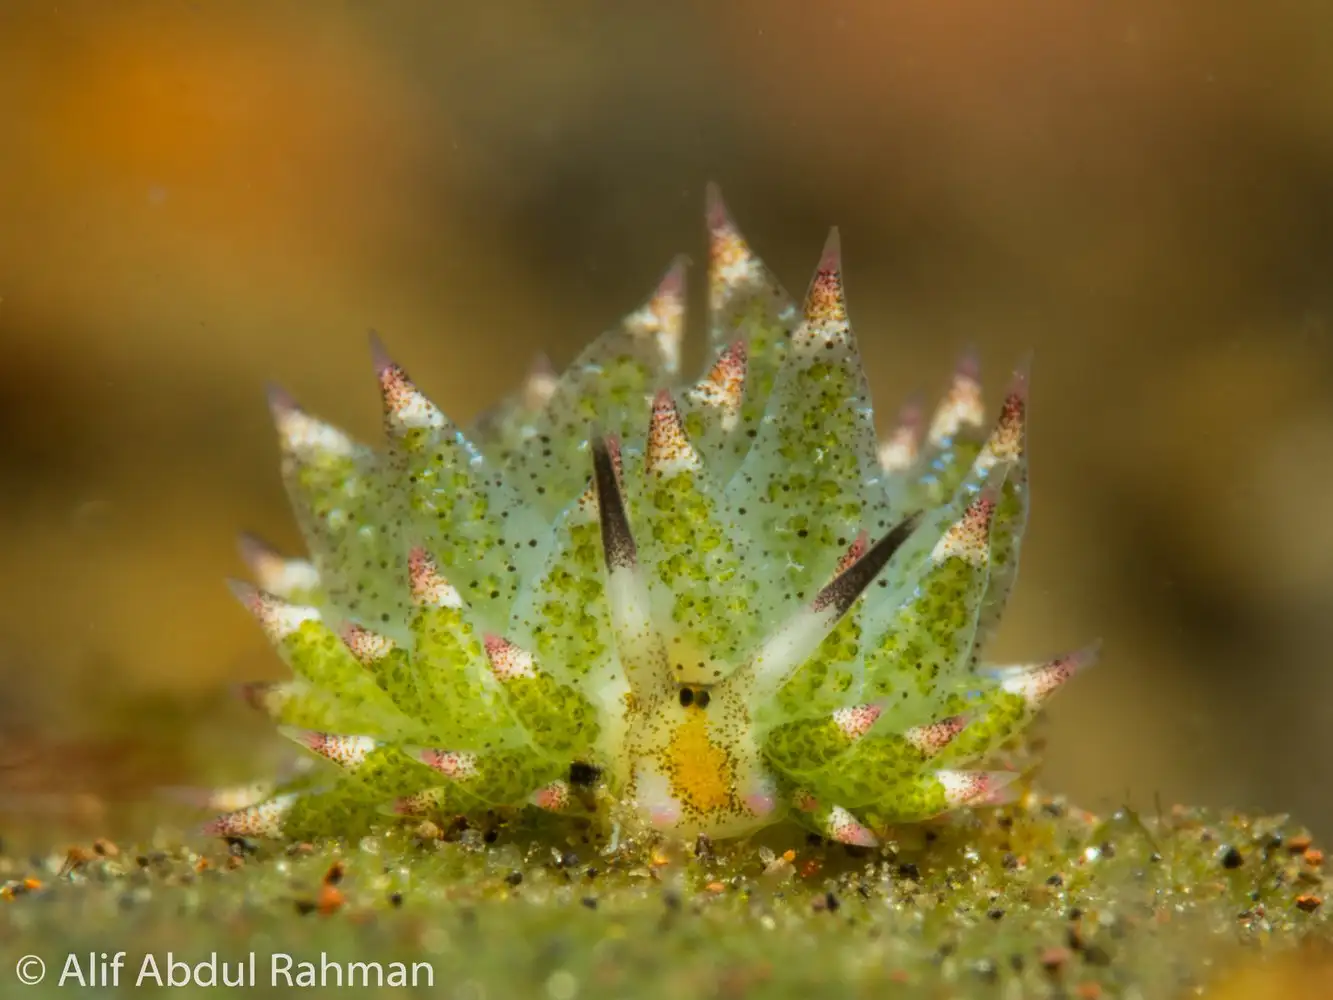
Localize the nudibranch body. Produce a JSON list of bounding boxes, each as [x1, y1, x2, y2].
[[206, 187, 1095, 847]]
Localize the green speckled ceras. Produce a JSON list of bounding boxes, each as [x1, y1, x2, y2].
[[204, 187, 1097, 847]]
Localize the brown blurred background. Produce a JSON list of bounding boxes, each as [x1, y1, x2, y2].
[[3, 0, 1333, 839]]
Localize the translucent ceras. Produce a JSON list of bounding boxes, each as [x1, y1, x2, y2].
[[201, 187, 1095, 847]]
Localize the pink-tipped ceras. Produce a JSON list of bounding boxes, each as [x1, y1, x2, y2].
[[207, 187, 1095, 846]]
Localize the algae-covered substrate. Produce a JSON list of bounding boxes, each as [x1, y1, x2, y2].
[[0, 793, 1327, 999]]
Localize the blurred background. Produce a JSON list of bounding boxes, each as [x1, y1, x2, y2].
[[3, 0, 1333, 839]]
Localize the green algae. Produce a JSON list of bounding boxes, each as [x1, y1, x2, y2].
[[1, 793, 1327, 998]]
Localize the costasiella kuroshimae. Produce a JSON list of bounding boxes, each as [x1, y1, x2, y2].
[[195, 186, 1096, 848]]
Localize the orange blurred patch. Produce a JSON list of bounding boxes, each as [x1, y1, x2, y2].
[[0, 726, 158, 831], [0, 5, 441, 375], [21, 8, 427, 230], [1202, 943, 1333, 1000]]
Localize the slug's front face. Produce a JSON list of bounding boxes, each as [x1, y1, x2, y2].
[[199, 186, 1096, 848], [620, 680, 779, 839]]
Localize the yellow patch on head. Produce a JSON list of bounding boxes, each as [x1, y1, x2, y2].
[[662, 714, 735, 817]]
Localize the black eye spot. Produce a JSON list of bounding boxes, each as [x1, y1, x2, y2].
[[696, 690, 712, 709], [568, 761, 601, 787], [678, 687, 694, 707]]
